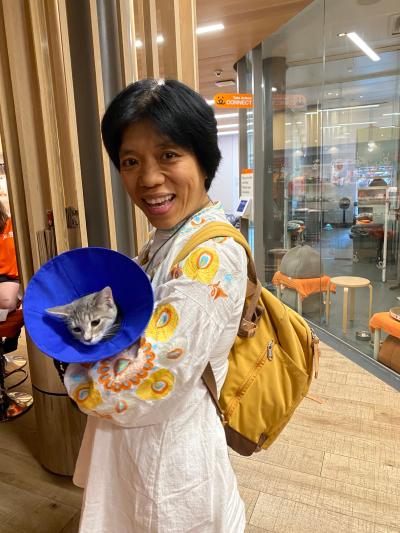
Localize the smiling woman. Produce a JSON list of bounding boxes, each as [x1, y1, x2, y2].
[[63, 79, 248, 533]]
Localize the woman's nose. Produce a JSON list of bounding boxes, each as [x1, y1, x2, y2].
[[140, 161, 165, 187]]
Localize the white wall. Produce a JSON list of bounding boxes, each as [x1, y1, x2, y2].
[[209, 133, 240, 215]]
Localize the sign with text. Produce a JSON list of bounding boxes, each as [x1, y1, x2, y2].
[[214, 93, 253, 108], [272, 93, 307, 110], [240, 168, 254, 199]]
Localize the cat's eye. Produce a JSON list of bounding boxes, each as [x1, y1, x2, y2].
[[72, 327, 81, 333], [91, 319, 100, 327]]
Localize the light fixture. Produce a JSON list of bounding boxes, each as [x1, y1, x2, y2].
[[215, 79, 236, 87], [196, 23, 224, 35], [295, 121, 303, 125], [285, 122, 292, 126], [217, 123, 239, 129], [359, 95, 364, 98], [383, 112, 400, 116], [135, 39, 143, 48], [217, 130, 238, 136], [305, 103, 380, 115], [323, 121, 377, 128], [271, 87, 278, 92], [156, 34, 164, 44], [205, 99, 214, 105], [215, 112, 238, 119], [342, 32, 380, 62]]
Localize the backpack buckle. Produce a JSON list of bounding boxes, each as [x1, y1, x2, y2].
[[255, 433, 268, 452], [238, 318, 257, 338]]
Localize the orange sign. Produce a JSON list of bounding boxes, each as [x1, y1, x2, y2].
[[214, 93, 253, 108]]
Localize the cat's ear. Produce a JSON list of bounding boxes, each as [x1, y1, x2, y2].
[[45, 304, 71, 318], [95, 286, 115, 308]]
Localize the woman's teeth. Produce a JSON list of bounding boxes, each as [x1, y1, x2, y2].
[[145, 195, 174, 206]]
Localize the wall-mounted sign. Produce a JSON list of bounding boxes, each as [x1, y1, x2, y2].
[[214, 93, 253, 108], [240, 168, 254, 198], [272, 93, 306, 110]]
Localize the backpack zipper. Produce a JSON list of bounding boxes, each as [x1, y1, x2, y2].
[[267, 340, 274, 361], [310, 327, 320, 378]]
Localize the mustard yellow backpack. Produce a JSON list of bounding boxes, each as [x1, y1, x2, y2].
[[173, 221, 320, 456]]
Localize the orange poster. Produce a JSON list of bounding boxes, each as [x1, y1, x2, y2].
[[214, 93, 253, 108]]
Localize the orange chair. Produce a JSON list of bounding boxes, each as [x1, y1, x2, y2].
[[0, 310, 33, 421]]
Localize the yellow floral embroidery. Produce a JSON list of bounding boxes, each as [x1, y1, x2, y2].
[[136, 368, 175, 400], [73, 382, 102, 410], [183, 247, 219, 284], [146, 303, 179, 342]]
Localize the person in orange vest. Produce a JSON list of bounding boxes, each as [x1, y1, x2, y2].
[[0, 201, 20, 312]]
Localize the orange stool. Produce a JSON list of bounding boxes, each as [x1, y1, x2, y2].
[[369, 312, 400, 360], [0, 310, 33, 421], [272, 271, 335, 316]]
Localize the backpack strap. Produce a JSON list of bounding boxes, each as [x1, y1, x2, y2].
[[172, 221, 262, 338]]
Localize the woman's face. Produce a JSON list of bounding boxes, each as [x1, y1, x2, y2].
[[119, 120, 209, 229]]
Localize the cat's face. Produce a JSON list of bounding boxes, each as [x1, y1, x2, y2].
[[46, 286, 119, 345]]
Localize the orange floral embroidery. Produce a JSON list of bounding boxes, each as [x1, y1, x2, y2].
[[170, 265, 183, 279], [97, 344, 156, 392], [209, 281, 228, 300]]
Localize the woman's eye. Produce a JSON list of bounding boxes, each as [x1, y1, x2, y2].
[[121, 158, 138, 168], [91, 319, 100, 327], [163, 151, 178, 160], [72, 327, 82, 333]]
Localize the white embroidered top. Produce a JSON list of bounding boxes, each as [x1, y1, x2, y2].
[[64, 202, 247, 533]]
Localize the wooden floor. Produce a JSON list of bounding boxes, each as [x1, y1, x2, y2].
[[0, 339, 399, 533]]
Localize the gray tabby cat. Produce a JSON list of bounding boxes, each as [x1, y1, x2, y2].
[[46, 286, 120, 345]]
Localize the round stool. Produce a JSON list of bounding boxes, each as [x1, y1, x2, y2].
[[326, 276, 373, 334], [0, 310, 33, 422]]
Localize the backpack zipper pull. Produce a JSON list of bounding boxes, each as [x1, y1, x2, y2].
[[267, 340, 274, 361], [310, 329, 320, 378]]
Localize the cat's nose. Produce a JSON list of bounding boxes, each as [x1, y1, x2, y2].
[[84, 335, 92, 342]]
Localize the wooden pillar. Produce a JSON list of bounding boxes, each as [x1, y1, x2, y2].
[[0, 0, 87, 476], [158, 0, 199, 90]]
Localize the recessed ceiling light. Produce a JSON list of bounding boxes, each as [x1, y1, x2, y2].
[[285, 122, 292, 126], [156, 34, 164, 44], [197, 23, 224, 35], [215, 113, 238, 119], [359, 95, 364, 98], [215, 79, 236, 87], [135, 39, 143, 48], [217, 123, 239, 129], [383, 112, 400, 116], [271, 87, 278, 92]]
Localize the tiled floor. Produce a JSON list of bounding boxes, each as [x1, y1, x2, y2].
[[1, 339, 399, 532]]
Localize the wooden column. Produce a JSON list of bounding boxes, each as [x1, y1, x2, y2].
[[0, 0, 87, 476], [158, 0, 199, 90], [142, 0, 160, 78]]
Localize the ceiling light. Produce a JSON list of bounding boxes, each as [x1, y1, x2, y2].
[[135, 39, 143, 48], [380, 125, 399, 129], [197, 23, 224, 35], [215, 79, 236, 87], [305, 103, 380, 115], [215, 112, 238, 119], [217, 130, 238, 136], [285, 122, 292, 126], [205, 99, 214, 105], [323, 121, 377, 128], [295, 121, 303, 125], [345, 32, 380, 62], [383, 112, 400, 116], [156, 34, 164, 44], [217, 123, 239, 129], [271, 87, 278, 92], [359, 95, 364, 98]]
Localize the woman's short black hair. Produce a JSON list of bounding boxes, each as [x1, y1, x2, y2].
[[101, 79, 221, 191]]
